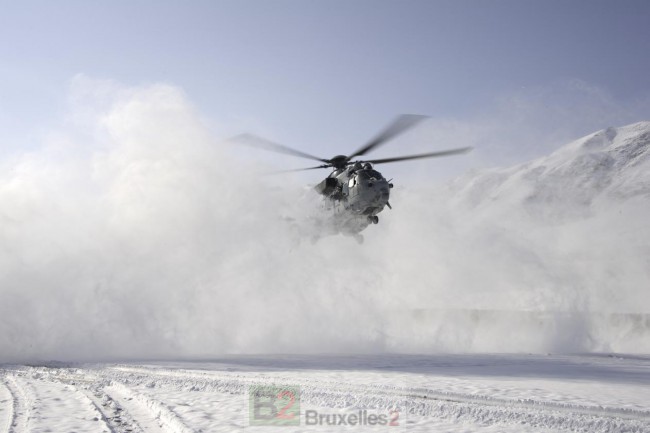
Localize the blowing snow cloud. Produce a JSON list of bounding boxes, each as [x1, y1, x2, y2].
[[0, 77, 648, 362]]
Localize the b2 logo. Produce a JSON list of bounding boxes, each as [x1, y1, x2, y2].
[[249, 384, 300, 426]]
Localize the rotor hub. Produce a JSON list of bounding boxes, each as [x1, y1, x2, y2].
[[328, 155, 350, 170]]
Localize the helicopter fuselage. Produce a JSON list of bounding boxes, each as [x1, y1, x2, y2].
[[314, 164, 392, 237]]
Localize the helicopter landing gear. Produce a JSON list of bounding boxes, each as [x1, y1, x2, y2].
[[368, 215, 379, 224]]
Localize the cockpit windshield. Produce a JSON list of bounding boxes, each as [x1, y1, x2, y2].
[[357, 169, 382, 180]]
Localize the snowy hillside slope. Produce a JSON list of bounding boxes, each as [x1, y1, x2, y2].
[[447, 121, 650, 221]]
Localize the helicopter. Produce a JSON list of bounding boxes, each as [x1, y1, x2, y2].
[[234, 114, 471, 243]]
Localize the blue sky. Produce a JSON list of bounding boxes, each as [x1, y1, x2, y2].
[[1, 0, 649, 172]]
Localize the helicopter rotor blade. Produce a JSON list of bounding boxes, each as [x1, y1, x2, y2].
[[269, 164, 332, 174], [364, 147, 472, 165], [348, 114, 429, 159], [230, 133, 330, 163]]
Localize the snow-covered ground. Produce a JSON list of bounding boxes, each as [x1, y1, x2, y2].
[[2, 354, 649, 432]]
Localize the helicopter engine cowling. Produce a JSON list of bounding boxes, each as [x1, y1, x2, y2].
[[314, 177, 339, 196]]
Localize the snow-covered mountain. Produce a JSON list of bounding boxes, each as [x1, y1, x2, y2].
[[447, 121, 650, 223]]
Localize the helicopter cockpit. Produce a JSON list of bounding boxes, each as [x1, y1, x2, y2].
[[347, 162, 364, 174], [348, 162, 379, 175], [356, 168, 383, 180]]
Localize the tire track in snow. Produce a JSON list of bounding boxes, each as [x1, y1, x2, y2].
[[0, 378, 15, 433], [22, 366, 186, 433], [108, 364, 650, 420], [3, 375, 30, 433], [17, 372, 109, 433], [105, 382, 194, 433], [99, 383, 172, 433], [80, 385, 140, 433], [27, 366, 142, 433], [302, 383, 650, 433], [108, 364, 650, 433]]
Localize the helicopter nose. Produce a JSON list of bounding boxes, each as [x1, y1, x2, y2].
[[376, 184, 390, 202]]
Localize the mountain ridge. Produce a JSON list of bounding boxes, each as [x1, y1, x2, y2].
[[446, 120, 650, 223]]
